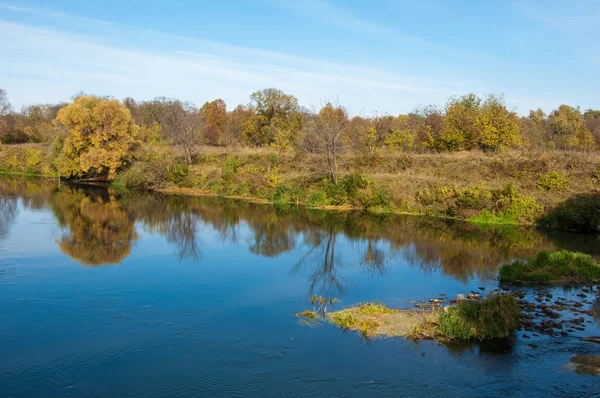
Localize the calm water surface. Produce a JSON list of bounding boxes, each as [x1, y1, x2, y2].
[[0, 178, 599, 397]]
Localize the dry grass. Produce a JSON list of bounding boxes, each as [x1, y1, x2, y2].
[[327, 302, 433, 340]]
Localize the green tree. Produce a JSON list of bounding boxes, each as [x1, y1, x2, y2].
[[54, 96, 139, 180], [243, 88, 303, 147]]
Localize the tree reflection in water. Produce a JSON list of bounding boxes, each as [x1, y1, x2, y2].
[[1, 177, 599, 282], [293, 228, 347, 300], [51, 187, 138, 266]]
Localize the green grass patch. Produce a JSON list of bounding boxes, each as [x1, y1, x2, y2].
[[355, 301, 397, 316], [498, 250, 600, 283], [437, 293, 520, 340]]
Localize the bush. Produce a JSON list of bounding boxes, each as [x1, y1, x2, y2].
[[306, 190, 331, 207], [438, 294, 520, 340], [112, 144, 174, 190], [222, 155, 239, 184], [167, 161, 188, 185], [498, 250, 600, 283], [592, 161, 600, 186], [536, 171, 568, 191], [542, 192, 600, 233], [417, 183, 542, 225]]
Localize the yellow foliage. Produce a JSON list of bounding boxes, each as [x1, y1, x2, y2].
[[54, 96, 139, 180]]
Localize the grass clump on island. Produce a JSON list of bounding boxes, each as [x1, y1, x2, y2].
[[498, 250, 600, 283], [437, 294, 521, 340], [323, 295, 520, 342]]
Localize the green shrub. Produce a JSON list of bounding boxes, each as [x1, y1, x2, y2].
[[438, 294, 520, 340], [267, 152, 279, 169], [536, 171, 568, 191], [498, 250, 600, 283], [167, 161, 188, 185], [113, 161, 166, 190], [269, 184, 294, 205], [592, 161, 600, 186], [306, 190, 331, 207], [542, 193, 600, 233], [222, 155, 239, 184], [342, 173, 368, 197]]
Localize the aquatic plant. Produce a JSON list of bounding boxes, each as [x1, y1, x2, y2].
[[310, 296, 339, 305], [294, 310, 318, 319]]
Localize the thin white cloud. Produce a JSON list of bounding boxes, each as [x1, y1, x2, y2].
[[271, 0, 435, 49], [0, 18, 465, 114], [0, 2, 577, 114]]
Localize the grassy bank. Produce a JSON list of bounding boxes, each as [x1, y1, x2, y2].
[[499, 250, 600, 283], [2, 143, 600, 231]]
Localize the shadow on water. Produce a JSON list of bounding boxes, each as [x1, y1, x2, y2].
[[1, 176, 599, 276]]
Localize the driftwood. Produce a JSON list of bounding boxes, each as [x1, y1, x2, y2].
[[580, 337, 600, 344]]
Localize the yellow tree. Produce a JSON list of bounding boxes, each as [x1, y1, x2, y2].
[[54, 96, 138, 180], [243, 88, 303, 147], [549, 105, 596, 150], [441, 93, 481, 151], [477, 95, 523, 152], [385, 115, 414, 151]]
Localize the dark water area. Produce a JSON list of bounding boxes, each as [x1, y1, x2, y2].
[[0, 177, 599, 397]]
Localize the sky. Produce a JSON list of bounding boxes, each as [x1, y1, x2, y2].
[[0, 0, 598, 115]]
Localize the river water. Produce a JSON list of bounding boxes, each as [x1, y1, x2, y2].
[[0, 177, 598, 397]]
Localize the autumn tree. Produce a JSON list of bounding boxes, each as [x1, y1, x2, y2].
[[414, 105, 445, 151], [385, 115, 415, 151], [347, 116, 370, 152], [199, 99, 227, 146], [584, 109, 600, 146], [521, 109, 552, 150], [440, 93, 482, 151], [548, 105, 596, 150], [226, 105, 253, 146], [476, 95, 523, 152], [362, 114, 393, 154], [54, 96, 139, 180], [243, 88, 303, 148]]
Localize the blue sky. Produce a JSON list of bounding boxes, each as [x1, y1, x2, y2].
[[0, 0, 598, 115]]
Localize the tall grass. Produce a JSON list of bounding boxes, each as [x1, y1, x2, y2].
[[499, 250, 600, 283], [437, 293, 520, 340]]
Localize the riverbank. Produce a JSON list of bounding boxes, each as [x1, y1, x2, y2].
[[2, 144, 599, 231]]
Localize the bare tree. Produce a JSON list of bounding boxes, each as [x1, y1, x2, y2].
[[0, 89, 11, 117], [302, 103, 349, 183], [159, 99, 202, 164]]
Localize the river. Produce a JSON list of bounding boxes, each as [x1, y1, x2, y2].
[[0, 177, 598, 397]]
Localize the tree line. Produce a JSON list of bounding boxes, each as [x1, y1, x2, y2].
[[0, 87, 599, 182]]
